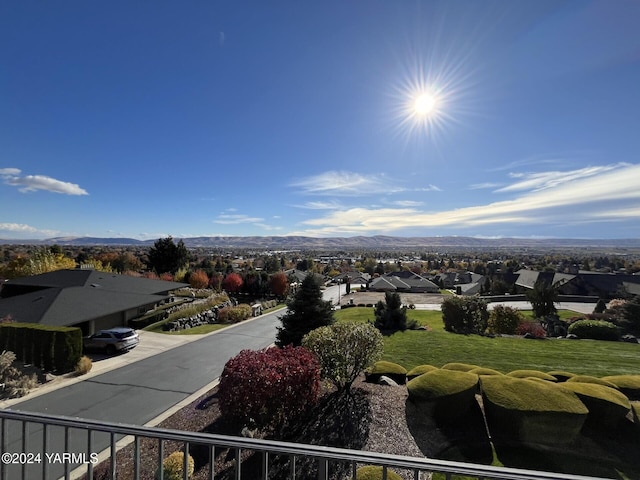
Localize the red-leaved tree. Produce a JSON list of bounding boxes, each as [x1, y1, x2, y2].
[[222, 272, 243, 293], [269, 272, 289, 298], [189, 269, 209, 289]]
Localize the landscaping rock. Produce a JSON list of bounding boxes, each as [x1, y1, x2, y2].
[[378, 375, 399, 387]]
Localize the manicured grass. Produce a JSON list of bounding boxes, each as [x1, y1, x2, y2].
[[334, 308, 640, 377]]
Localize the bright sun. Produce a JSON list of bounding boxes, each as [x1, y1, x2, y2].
[[414, 93, 438, 116]]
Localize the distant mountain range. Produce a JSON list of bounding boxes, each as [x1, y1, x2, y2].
[[1, 235, 640, 249]]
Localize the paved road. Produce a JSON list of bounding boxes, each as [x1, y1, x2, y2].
[[3, 309, 284, 479]]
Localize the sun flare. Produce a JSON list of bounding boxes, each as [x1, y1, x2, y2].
[[414, 93, 438, 116]]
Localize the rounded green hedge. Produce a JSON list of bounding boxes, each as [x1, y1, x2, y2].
[[353, 466, 402, 480], [365, 361, 407, 385], [507, 370, 557, 382], [560, 382, 631, 427], [481, 376, 588, 446], [566, 375, 619, 390], [406, 364, 439, 380], [547, 370, 576, 382], [567, 319, 620, 341], [469, 367, 503, 376], [407, 369, 479, 424], [601, 375, 640, 400], [441, 362, 480, 372]]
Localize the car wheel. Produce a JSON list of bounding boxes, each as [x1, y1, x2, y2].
[[105, 345, 116, 355]]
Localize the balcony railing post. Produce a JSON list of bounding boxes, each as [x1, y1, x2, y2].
[[235, 447, 242, 480], [183, 442, 190, 480], [317, 457, 328, 480], [42, 423, 49, 480]]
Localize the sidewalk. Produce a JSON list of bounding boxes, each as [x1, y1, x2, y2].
[[0, 330, 201, 408]]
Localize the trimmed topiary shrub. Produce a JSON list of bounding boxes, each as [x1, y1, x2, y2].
[[602, 375, 640, 400], [507, 370, 557, 382], [547, 371, 576, 382], [632, 401, 640, 427], [559, 382, 631, 427], [365, 361, 407, 385], [218, 346, 321, 431], [407, 369, 479, 424], [302, 322, 383, 393], [567, 320, 620, 341], [406, 364, 439, 380], [157, 451, 195, 480], [481, 376, 588, 446], [441, 362, 479, 372], [353, 466, 402, 480], [469, 367, 503, 376], [566, 375, 619, 390]]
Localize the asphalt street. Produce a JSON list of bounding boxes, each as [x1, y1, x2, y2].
[[2, 309, 284, 479]]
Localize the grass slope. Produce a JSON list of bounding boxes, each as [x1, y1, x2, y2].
[[335, 308, 640, 377]]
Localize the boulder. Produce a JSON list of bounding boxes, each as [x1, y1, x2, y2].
[[378, 375, 399, 387], [365, 361, 407, 385]]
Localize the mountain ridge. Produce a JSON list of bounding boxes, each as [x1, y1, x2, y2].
[[1, 235, 639, 249]]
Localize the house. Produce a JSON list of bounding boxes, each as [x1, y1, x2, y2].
[[514, 269, 640, 299], [0, 269, 188, 334], [369, 271, 439, 293]]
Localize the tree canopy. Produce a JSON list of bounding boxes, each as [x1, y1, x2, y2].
[[276, 273, 334, 347], [146, 236, 189, 275]]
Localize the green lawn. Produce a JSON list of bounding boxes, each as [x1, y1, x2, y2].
[[335, 308, 640, 377]]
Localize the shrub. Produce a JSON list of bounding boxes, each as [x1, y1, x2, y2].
[[487, 305, 525, 335], [302, 322, 383, 393], [480, 376, 588, 446], [365, 361, 407, 385], [0, 350, 38, 399], [515, 321, 546, 338], [407, 369, 479, 423], [469, 367, 503, 376], [593, 299, 607, 314], [188, 269, 209, 289], [441, 296, 488, 334], [157, 451, 194, 480], [353, 466, 402, 480], [75, 356, 93, 376], [442, 362, 479, 372], [566, 375, 619, 390], [601, 375, 640, 400], [507, 370, 557, 382], [567, 320, 620, 341], [547, 371, 576, 382], [559, 382, 631, 427], [406, 364, 439, 380], [217, 304, 252, 323], [218, 346, 320, 431]]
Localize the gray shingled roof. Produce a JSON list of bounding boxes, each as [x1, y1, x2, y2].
[[0, 269, 188, 327]]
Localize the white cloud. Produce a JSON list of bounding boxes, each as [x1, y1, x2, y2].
[[291, 171, 391, 196], [393, 200, 424, 207], [0, 223, 59, 237], [296, 201, 346, 210], [291, 163, 640, 235], [469, 182, 502, 190], [1, 168, 88, 195], [415, 185, 442, 192], [213, 214, 265, 225], [496, 164, 626, 193]]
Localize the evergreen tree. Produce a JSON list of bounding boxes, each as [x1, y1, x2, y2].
[[146, 236, 189, 275], [374, 292, 412, 331], [276, 274, 335, 347], [526, 280, 562, 318]]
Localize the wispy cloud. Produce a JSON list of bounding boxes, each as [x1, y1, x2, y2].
[[1, 168, 88, 195], [291, 171, 391, 196], [469, 182, 502, 190], [290, 163, 640, 235], [392, 200, 424, 207], [213, 214, 265, 225], [295, 201, 346, 210], [496, 164, 627, 193], [0, 223, 59, 237]]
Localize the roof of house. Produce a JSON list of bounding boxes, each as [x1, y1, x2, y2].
[[0, 269, 187, 327], [370, 272, 439, 291], [514, 269, 575, 289]]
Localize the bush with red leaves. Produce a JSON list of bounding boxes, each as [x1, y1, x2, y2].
[[515, 321, 547, 338], [218, 346, 321, 431]]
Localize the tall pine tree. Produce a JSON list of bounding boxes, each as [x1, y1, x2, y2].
[[276, 273, 335, 347]]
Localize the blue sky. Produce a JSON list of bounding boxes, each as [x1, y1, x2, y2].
[[2, 1, 639, 240]]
